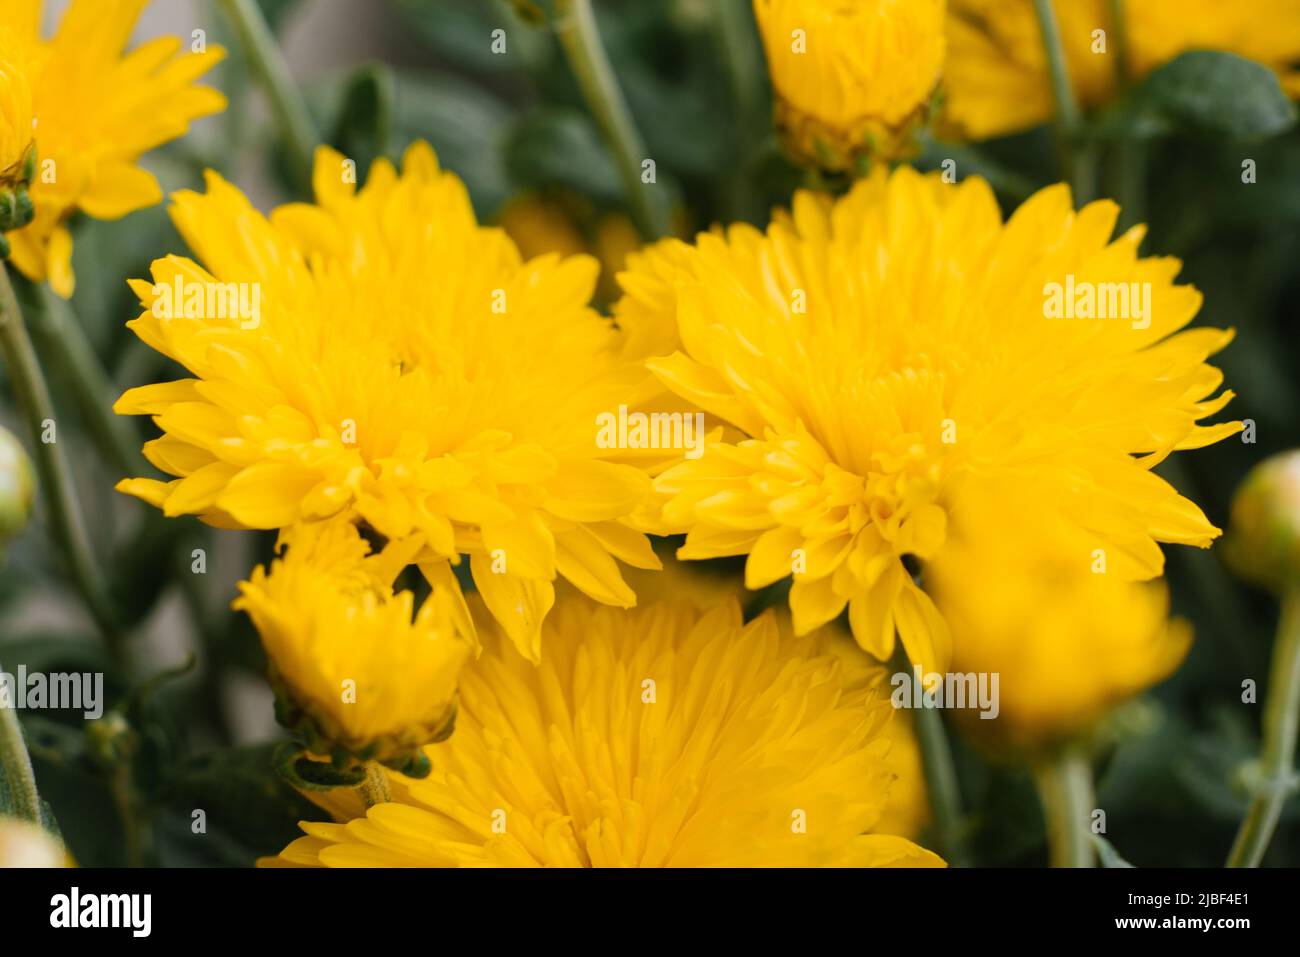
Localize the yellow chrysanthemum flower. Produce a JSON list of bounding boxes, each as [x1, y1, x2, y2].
[[928, 517, 1191, 752], [234, 519, 471, 771], [620, 166, 1239, 677], [270, 595, 943, 867], [115, 142, 660, 661], [944, 0, 1300, 140], [1, 0, 226, 296], [754, 0, 946, 168]]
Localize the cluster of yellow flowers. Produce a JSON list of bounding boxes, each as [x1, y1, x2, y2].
[[3, 0, 1275, 868], [114, 140, 948, 864]]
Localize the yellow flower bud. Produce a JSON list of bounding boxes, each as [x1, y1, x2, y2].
[[234, 520, 472, 773], [1223, 451, 1300, 594], [754, 0, 946, 169]]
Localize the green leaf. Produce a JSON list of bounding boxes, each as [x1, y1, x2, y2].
[[107, 513, 190, 628], [505, 107, 624, 204], [1097, 51, 1297, 141], [329, 63, 396, 178], [0, 631, 116, 677], [1147, 52, 1297, 139], [26, 754, 125, 866], [394, 0, 551, 73], [390, 70, 517, 216]]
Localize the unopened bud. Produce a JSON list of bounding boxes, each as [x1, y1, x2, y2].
[[0, 424, 34, 547], [1223, 451, 1300, 593], [0, 186, 34, 232]]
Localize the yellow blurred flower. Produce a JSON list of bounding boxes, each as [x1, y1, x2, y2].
[[592, 211, 642, 303], [234, 519, 471, 771], [619, 166, 1238, 677], [116, 143, 660, 662], [497, 193, 587, 261], [944, 0, 1300, 140], [873, 707, 930, 840], [2, 0, 226, 296], [270, 594, 942, 867], [928, 529, 1191, 753], [498, 191, 643, 303], [754, 0, 946, 168]]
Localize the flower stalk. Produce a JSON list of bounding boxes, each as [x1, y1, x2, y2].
[[1034, 747, 1097, 867], [218, 0, 318, 191], [1107, 0, 1130, 84], [914, 701, 969, 867], [0, 265, 122, 658], [1033, 0, 1097, 203], [549, 0, 671, 240], [19, 277, 140, 478], [1227, 588, 1300, 867]]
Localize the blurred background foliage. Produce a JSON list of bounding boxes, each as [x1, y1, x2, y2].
[[0, 0, 1297, 866]]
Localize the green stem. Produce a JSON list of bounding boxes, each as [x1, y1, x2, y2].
[[0, 265, 123, 658], [712, 0, 763, 223], [1034, 748, 1097, 867], [110, 762, 151, 867], [1227, 588, 1300, 867], [218, 0, 318, 191], [1103, 0, 1142, 229], [1107, 0, 1129, 85], [551, 0, 671, 240], [913, 701, 969, 867], [1110, 138, 1146, 232], [1033, 0, 1096, 203], [713, 0, 760, 135], [0, 658, 40, 823], [20, 278, 140, 478]]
